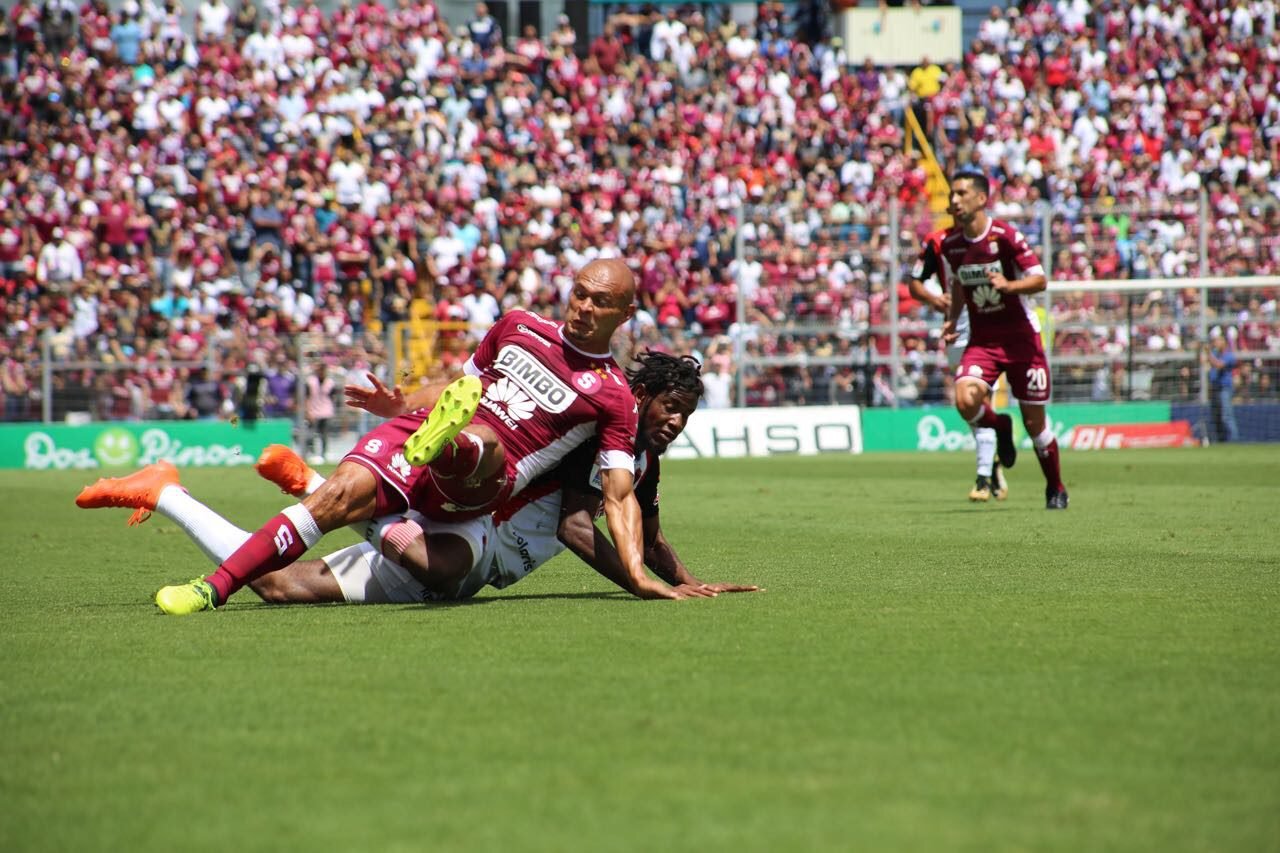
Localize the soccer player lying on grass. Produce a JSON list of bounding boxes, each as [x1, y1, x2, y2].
[[114, 259, 674, 613], [75, 352, 758, 605]]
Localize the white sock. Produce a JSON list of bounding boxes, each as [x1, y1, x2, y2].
[[281, 504, 324, 549], [155, 485, 251, 564], [1032, 427, 1056, 450], [304, 471, 325, 496], [974, 427, 996, 477]]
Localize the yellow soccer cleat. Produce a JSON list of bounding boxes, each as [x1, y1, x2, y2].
[[404, 375, 482, 467], [155, 578, 218, 615], [968, 475, 993, 503], [75, 460, 181, 526], [255, 443, 315, 497]]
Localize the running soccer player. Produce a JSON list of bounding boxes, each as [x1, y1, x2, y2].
[[74, 353, 758, 603], [907, 222, 1008, 502], [940, 171, 1069, 509], [117, 259, 675, 613]]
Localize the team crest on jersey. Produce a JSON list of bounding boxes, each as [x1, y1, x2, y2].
[[493, 345, 577, 413], [573, 369, 605, 395]]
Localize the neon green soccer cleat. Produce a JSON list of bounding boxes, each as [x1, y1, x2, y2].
[[404, 375, 483, 467], [155, 579, 218, 615]]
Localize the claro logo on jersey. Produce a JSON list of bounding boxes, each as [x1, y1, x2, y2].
[[490, 345, 577, 412]]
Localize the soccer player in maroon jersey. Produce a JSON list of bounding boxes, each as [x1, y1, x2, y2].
[[121, 259, 691, 613], [940, 171, 1069, 509], [907, 222, 1007, 502], [75, 352, 758, 604]]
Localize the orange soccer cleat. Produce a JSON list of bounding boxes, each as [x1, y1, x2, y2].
[[75, 460, 181, 526], [255, 443, 315, 497]]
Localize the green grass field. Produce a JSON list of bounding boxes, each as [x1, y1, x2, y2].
[[2, 447, 1278, 852]]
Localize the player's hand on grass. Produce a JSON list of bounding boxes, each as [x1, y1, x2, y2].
[[345, 373, 406, 418], [669, 583, 718, 598]]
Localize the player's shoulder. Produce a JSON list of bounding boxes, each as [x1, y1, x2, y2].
[[491, 309, 562, 348], [940, 226, 966, 247], [591, 363, 636, 405], [924, 228, 948, 250], [990, 219, 1028, 241]]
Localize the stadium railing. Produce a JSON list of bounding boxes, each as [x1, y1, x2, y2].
[[22, 330, 392, 458], [728, 192, 1280, 418]]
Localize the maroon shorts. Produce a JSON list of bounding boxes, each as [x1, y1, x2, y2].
[[955, 337, 1052, 404], [342, 411, 512, 522]]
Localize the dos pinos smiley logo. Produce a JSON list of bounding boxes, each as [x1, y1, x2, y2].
[[94, 427, 139, 467]]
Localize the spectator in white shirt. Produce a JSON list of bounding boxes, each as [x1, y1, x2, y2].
[[978, 6, 1010, 50], [37, 228, 83, 288], [461, 282, 501, 338], [242, 20, 284, 68], [725, 24, 757, 63], [650, 9, 685, 63], [196, 0, 231, 43]]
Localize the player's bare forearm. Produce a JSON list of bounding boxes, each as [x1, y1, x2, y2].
[[601, 469, 679, 599], [1004, 273, 1047, 295], [557, 506, 640, 592], [401, 380, 447, 412], [345, 373, 448, 418], [643, 522, 698, 586], [908, 278, 948, 314]]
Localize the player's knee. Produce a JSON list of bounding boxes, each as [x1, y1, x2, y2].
[[305, 464, 376, 528], [953, 381, 984, 411]]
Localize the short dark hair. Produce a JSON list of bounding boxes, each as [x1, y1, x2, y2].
[[626, 350, 703, 400], [951, 170, 990, 196]]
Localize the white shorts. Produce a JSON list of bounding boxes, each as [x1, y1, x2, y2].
[[486, 492, 566, 590], [320, 492, 570, 604], [321, 513, 496, 604]]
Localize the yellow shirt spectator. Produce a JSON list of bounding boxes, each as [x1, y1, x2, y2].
[[908, 59, 944, 99]]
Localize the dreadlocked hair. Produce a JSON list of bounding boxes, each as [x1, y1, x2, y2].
[[625, 350, 704, 400]]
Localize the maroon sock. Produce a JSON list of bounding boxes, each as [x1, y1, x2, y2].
[[204, 510, 317, 603], [429, 432, 483, 479], [968, 402, 1000, 429], [1035, 438, 1064, 491]]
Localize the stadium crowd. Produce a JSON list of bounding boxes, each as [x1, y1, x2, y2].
[[1, 0, 1278, 421]]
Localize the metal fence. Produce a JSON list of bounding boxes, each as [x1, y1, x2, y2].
[[730, 192, 1280, 410]]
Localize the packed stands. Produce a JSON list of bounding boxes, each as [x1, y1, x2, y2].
[[1, 0, 1277, 420]]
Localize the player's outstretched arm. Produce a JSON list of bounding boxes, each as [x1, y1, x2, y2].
[[599, 468, 697, 600], [942, 275, 965, 344], [558, 489, 714, 598], [643, 516, 760, 594], [345, 373, 450, 418]]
